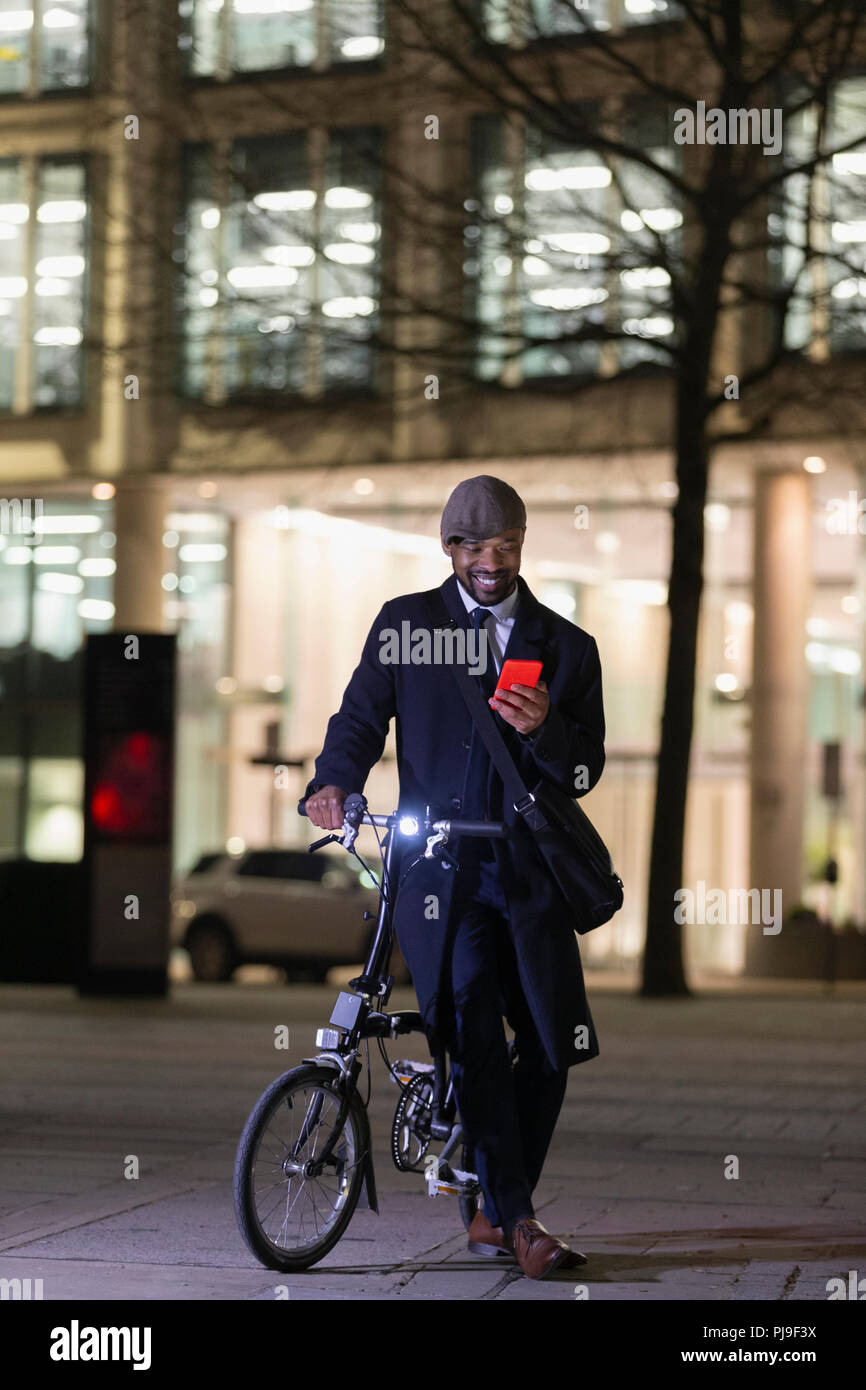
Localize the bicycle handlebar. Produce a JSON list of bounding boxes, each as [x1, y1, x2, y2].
[[427, 818, 507, 837], [298, 797, 508, 838]]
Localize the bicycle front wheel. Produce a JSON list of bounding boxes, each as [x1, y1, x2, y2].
[[233, 1063, 368, 1271]]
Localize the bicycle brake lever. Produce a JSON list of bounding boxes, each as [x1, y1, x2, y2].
[[340, 821, 360, 850], [308, 832, 341, 851], [424, 829, 448, 858], [423, 829, 459, 872]]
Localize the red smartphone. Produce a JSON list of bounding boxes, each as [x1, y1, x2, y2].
[[494, 658, 543, 696]]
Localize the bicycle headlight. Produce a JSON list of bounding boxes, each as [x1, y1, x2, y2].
[[398, 815, 419, 836]]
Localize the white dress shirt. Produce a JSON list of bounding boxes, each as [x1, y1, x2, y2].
[[456, 576, 519, 675]]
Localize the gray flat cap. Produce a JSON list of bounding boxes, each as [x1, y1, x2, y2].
[[440, 474, 526, 543]]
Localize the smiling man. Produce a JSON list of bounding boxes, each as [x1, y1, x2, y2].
[[303, 474, 607, 1280]]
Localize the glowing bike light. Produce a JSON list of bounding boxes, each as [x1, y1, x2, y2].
[[398, 815, 419, 836]]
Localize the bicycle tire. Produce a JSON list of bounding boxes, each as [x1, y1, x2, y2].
[[234, 1063, 368, 1271]]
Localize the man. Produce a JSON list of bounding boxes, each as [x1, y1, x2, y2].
[[304, 474, 606, 1280]]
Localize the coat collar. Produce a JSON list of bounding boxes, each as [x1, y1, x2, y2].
[[438, 571, 547, 659]]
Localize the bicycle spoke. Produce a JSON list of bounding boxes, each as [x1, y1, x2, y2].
[[258, 1198, 286, 1236], [274, 1180, 295, 1248], [244, 1078, 359, 1257]]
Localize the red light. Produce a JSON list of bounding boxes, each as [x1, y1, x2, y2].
[[89, 732, 171, 840], [91, 783, 126, 832], [125, 732, 155, 767]]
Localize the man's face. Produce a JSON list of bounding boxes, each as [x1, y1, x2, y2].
[[441, 528, 524, 606]]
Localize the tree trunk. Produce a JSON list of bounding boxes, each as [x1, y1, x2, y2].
[[641, 229, 730, 995], [641, 417, 708, 996]]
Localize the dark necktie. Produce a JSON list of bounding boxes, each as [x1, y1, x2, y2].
[[470, 606, 498, 699], [458, 606, 497, 827]]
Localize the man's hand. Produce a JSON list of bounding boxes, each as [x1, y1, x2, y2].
[[305, 785, 348, 830], [489, 678, 550, 736]]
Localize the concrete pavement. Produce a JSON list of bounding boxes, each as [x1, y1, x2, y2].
[[1, 974, 864, 1300]]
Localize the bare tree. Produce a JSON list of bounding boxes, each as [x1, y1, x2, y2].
[[125, 1, 866, 991], [372, 0, 866, 994]]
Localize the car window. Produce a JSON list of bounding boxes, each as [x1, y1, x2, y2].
[[238, 851, 289, 879], [235, 850, 361, 884], [237, 850, 338, 881], [285, 852, 327, 882], [188, 852, 225, 875]]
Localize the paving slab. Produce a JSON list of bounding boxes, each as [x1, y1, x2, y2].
[[0, 979, 863, 1301]]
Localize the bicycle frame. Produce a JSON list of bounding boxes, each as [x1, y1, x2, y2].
[[296, 800, 508, 1211]]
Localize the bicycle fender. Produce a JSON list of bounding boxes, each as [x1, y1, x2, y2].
[[358, 1142, 379, 1214], [302, 1054, 378, 1214]]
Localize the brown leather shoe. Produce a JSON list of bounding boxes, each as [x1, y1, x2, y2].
[[467, 1209, 515, 1258], [511, 1218, 588, 1279]]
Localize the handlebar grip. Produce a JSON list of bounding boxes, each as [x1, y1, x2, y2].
[[298, 790, 365, 823], [449, 820, 508, 837]]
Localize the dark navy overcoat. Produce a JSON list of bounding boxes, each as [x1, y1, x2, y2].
[[304, 571, 607, 1072]]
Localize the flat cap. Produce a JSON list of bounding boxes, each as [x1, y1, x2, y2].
[[440, 474, 526, 543]]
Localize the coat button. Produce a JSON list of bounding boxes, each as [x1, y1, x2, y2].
[[451, 796, 462, 810], [462, 738, 471, 749]]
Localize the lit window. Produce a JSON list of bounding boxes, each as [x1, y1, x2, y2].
[[33, 160, 88, 406], [773, 76, 866, 356], [482, 0, 676, 44], [0, 0, 90, 95], [0, 155, 88, 411], [179, 0, 384, 77], [469, 107, 680, 383], [176, 128, 380, 399], [823, 78, 866, 354], [612, 105, 681, 371]]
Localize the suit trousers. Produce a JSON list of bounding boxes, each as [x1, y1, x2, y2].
[[439, 846, 570, 1234]]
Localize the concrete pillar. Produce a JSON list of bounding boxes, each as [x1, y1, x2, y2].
[[112, 477, 167, 631], [226, 516, 285, 846], [855, 466, 866, 927], [88, 0, 177, 481], [388, 5, 457, 464], [747, 469, 811, 969]]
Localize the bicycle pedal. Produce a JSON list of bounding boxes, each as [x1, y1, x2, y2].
[[426, 1174, 460, 1197], [450, 1167, 478, 1188], [391, 1059, 435, 1085], [425, 1162, 478, 1198]]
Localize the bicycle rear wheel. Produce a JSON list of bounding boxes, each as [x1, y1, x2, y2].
[[234, 1063, 368, 1271]]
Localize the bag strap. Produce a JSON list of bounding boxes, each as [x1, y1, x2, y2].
[[424, 588, 549, 831]]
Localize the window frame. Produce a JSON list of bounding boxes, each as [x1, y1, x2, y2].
[[474, 0, 682, 51], [0, 0, 93, 102], [0, 150, 90, 417], [467, 104, 682, 389], [771, 72, 866, 362], [174, 126, 383, 405], [177, 0, 386, 84]]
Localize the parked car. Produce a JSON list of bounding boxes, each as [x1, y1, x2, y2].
[[170, 847, 409, 984]]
